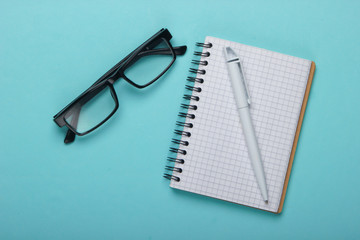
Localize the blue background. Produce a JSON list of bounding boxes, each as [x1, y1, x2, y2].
[[1, 0, 359, 239]]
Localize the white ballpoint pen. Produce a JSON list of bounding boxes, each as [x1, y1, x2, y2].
[[224, 47, 268, 203]]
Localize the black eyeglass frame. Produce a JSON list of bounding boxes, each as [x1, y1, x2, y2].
[[53, 28, 187, 142]]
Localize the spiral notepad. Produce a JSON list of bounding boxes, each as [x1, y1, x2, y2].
[[164, 36, 315, 213]]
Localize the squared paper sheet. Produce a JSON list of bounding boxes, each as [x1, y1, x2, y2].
[[170, 36, 312, 212]]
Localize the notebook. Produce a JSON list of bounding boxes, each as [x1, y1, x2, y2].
[[164, 36, 315, 213]]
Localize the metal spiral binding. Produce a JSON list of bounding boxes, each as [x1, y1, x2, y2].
[[176, 121, 193, 128], [171, 139, 189, 146], [189, 68, 206, 75], [169, 147, 187, 155], [167, 157, 185, 164], [185, 85, 202, 92], [181, 103, 197, 110], [163, 174, 180, 181], [194, 51, 210, 57], [187, 76, 204, 83], [191, 60, 208, 66], [165, 166, 183, 173], [174, 129, 191, 137], [183, 94, 200, 101], [196, 42, 213, 48], [178, 112, 195, 119], [164, 41, 212, 182]]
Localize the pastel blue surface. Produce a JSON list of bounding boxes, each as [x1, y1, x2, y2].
[[1, 0, 359, 239]]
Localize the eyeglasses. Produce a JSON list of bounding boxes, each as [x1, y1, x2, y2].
[[53, 28, 187, 143]]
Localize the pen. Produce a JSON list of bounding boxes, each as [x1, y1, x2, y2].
[[224, 47, 268, 203]]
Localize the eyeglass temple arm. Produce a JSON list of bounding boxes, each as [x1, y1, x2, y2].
[[139, 46, 187, 57], [64, 45, 187, 144]]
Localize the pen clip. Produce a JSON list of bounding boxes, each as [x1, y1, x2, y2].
[[238, 60, 251, 105], [224, 47, 251, 105]]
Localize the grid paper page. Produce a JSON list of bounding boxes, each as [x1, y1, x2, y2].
[[170, 36, 311, 212]]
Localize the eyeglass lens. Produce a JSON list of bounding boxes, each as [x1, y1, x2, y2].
[[123, 38, 174, 86], [64, 85, 117, 134]]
